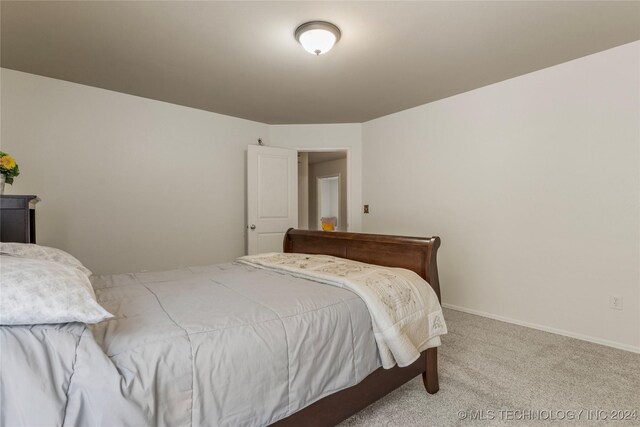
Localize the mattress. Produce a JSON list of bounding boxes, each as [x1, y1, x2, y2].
[[0, 262, 381, 427]]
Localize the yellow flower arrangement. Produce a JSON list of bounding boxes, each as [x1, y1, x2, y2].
[[0, 151, 20, 185], [0, 155, 16, 170]]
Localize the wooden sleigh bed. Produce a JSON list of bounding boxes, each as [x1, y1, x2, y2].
[[0, 227, 442, 426], [273, 228, 442, 427]]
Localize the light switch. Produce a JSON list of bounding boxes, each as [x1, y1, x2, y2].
[[364, 205, 369, 214]]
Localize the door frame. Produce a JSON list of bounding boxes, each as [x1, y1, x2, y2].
[[297, 148, 350, 231]]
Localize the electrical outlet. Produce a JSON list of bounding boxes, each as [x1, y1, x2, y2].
[[363, 204, 369, 214], [609, 294, 623, 311]]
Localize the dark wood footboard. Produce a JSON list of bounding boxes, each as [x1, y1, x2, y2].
[[423, 347, 439, 394], [272, 229, 443, 426], [273, 350, 434, 427]]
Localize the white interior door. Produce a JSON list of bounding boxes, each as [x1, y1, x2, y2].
[[247, 145, 298, 255]]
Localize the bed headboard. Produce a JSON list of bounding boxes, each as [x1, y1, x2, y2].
[[283, 229, 441, 302]]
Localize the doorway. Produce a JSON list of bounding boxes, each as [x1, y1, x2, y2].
[[298, 150, 348, 231], [317, 174, 340, 230]]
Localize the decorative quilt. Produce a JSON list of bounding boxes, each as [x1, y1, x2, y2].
[[238, 253, 447, 368]]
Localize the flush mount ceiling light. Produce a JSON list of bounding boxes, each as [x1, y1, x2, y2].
[[295, 21, 341, 56]]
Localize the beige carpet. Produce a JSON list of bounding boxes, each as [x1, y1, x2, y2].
[[341, 309, 640, 426]]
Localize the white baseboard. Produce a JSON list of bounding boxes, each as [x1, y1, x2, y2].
[[442, 303, 640, 354]]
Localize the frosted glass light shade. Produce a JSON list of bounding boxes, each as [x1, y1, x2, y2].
[[295, 21, 341, 56]]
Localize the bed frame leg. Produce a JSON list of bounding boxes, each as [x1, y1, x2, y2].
[[422, 347, 439, 394]]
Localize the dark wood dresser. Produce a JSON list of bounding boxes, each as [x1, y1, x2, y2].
[[0, 195, 39, 243]]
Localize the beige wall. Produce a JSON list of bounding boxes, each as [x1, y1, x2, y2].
[[0, 71, 362, 273], [362, 41, 640, 351], [1, 68, 268, 274], [308, 158, 348, 231]]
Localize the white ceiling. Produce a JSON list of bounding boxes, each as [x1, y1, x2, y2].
[[2, 1, 639, 124]]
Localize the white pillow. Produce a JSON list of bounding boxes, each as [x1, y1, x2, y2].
[[0, 255, 113, 325], [0, 242, 92, 277]]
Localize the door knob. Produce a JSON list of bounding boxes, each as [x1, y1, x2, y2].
[[250, 224, 256, 230]]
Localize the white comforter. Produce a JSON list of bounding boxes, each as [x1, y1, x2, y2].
[[238, 253, 447, 368]]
